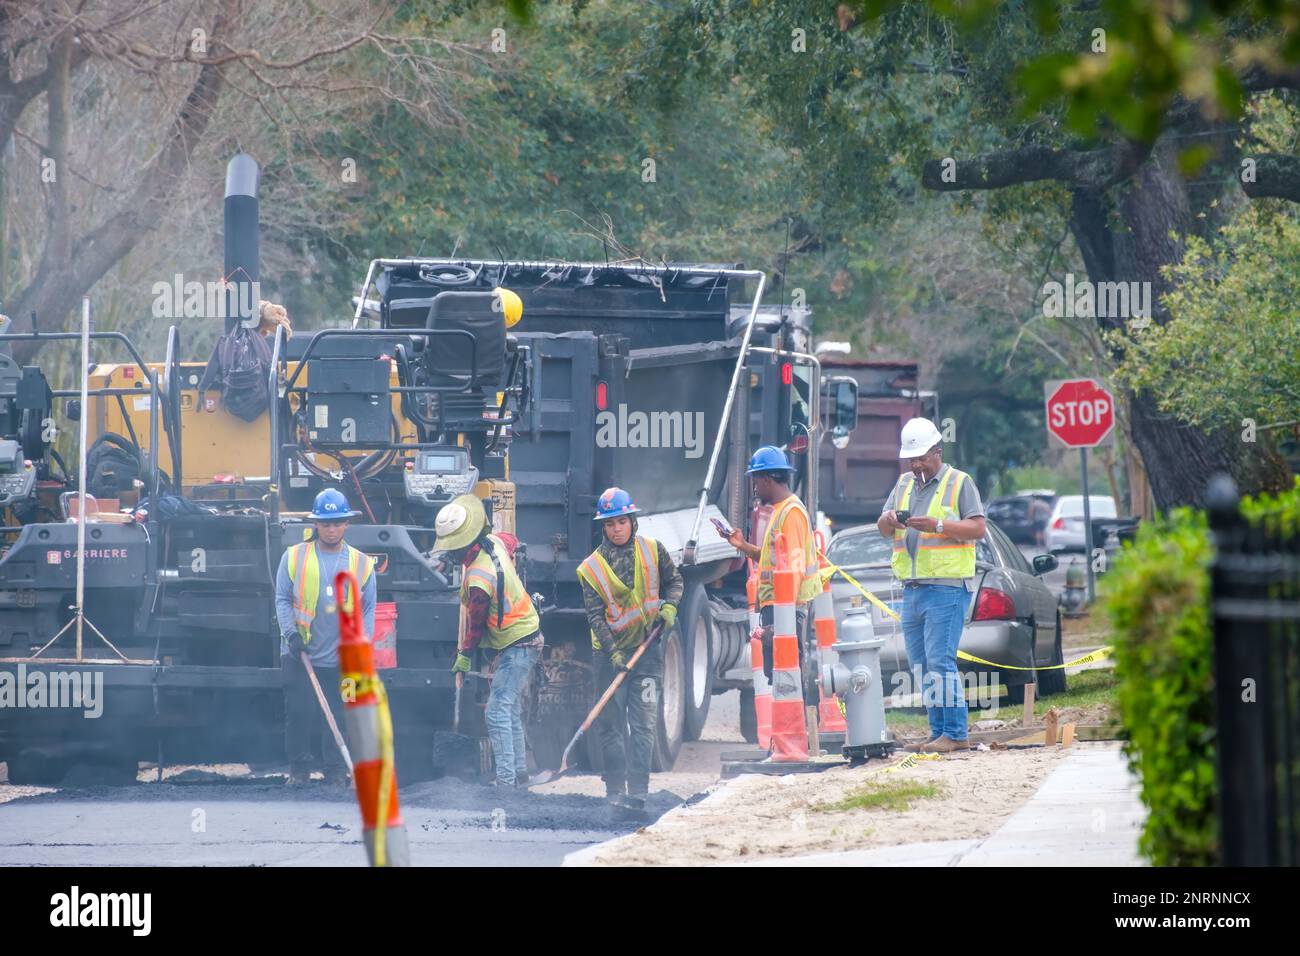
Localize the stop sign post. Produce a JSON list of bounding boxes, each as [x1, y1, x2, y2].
[[1044, 379, 1116, 605]]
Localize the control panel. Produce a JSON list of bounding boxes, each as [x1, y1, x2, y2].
[[403, 447, 478, 507]]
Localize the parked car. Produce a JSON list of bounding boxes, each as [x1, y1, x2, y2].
[[1045, 495, 1118, 553], [823, 520, 1065, 703], [986, 494, 1054, 545]]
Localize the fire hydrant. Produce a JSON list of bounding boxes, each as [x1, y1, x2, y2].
[[821, 607, 894, 766], [1060, 557, 1088, 617]]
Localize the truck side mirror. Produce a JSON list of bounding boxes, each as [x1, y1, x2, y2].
[[834, 379, 858, 435]]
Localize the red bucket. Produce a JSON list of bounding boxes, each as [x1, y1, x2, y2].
[[373, 602, 398, 669]]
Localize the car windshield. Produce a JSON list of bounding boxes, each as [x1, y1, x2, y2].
[[1059, 496, 1117, 518], [827, 530, 893, 566]]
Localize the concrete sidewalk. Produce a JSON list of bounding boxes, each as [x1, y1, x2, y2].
[[740, 746, 1146, 867]]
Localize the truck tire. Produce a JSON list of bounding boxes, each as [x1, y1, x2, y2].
[[739, 686, 759, 744], [652, 625, 686, 771], [1036, 612, 1068, 696], [679, 583, 714, 742]]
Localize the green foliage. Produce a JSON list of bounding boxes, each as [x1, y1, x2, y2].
[[1111, 201, 1300, 435], [812, 778, 944, 812], [1102, 509, 1217, 865]]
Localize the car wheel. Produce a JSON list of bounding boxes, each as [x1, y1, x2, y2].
[[739, 686, 759, 744], [679, 583, 714, 742], [652, 625, 686, 771], [1037, 611, 1068, 696]]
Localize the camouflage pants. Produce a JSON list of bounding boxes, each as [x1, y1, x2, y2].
[[594, 646, 661, 797]]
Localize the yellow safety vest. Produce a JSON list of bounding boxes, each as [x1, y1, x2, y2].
[[286, 542, 375, 643], [890, 466, 976, 580], [576, 535, 664, 652], [463, 534, 540, 650], [756, 495, 821, 608]]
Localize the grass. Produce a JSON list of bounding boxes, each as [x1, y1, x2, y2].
[[812, 778, 944, 813], [885, 667, 1119, 734]]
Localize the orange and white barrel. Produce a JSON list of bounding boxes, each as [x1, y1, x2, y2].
[[813, 582, 847, 734], [768, 567, 808, 762]]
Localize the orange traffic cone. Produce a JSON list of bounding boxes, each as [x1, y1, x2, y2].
[[768, 566, 808, 762], [337, 569, 409, 867], [813, 580, 847, 734]]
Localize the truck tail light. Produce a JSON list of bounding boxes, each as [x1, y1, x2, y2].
[[781, 362, 793, 386], [973, 586, 1016, 622], [595, 381, 608, 411]]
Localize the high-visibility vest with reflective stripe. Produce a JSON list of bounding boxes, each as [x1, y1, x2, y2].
[[286, 542, 375, 643], [756, 495, 821, 607], [463, 535, 540, 650], [576, 535, 664, 651], [890, 466, 976, 580]]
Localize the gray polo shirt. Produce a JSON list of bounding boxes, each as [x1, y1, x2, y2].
[[882, 463, 985, 589]]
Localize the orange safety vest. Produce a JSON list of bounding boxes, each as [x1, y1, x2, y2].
[[286, 542, 375, 643], [576, 535, 663, 652], [755, 495, 820, 607]]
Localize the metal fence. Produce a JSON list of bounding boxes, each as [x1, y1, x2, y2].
[[1208, 477, 1300, 866]]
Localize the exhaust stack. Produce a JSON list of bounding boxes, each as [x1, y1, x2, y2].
[[223, 154, 260, 332]]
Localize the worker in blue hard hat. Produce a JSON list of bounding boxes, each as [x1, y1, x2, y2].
[[274, 488, 376, 786], [717, 446, 819, 683], [578, 487, 683, 812]]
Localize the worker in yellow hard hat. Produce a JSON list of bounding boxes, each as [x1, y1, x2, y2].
[[434, 493, 542, 788]]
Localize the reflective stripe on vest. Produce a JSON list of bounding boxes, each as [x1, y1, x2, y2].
[[889, 466, 976, 580], [286, 542, 375, 642], [755, 496, 821, 607], [463, 535, 540, 650], [576, 535, 664, 650]]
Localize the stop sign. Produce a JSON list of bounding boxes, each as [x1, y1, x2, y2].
[[1044, 378, 1115, 448]]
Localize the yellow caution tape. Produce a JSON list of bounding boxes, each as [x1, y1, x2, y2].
[[885, 751, 944, 772], [818, 555, 1113, 673]]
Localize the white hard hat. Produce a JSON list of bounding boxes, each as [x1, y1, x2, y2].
[[898, 417, 943, 457]]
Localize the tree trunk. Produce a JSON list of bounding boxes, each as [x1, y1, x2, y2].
[[1069, 146, 1291, 509]]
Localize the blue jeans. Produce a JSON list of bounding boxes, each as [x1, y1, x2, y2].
[[485, 642, 541, 785], [901, 585, 972, 741]]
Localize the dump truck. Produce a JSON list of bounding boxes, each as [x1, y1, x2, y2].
[[0, 156, 859, 783]]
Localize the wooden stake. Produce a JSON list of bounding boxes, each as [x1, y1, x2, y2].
[[1043, 708, 1060, 747], [1061, 722, 1076, 748], [1021, 682, 1036, 728], [805, 705, 821, 757]]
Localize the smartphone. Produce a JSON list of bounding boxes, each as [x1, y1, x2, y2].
[[894, 509, 911, 524], [711, 517, 734, 537]]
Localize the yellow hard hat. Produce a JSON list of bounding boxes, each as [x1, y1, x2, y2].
[[434, 494, 487, 552], [493, 287, 523, 328]]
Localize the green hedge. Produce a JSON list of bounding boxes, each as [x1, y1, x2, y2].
[[1104, 477, 1300, 865], [1103, 508, 1217, 866]]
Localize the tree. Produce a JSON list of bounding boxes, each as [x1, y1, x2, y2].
[[0, 1, 478, 363], [654, 0, 1299, 507]]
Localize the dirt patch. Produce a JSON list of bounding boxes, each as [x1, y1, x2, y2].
[[583, 745, 1075, 866]]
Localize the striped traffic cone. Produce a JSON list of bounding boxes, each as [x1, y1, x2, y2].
[[336, 569, 409, 867], [813, 579, 848, 735], [768, 566, 808, 762]]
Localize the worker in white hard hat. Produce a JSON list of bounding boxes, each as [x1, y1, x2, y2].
[[877, 418, 986, 753], [434, 493, 542, 788]]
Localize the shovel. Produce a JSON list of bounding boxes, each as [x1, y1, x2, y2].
[[432, 608, 482, 776], [301, 652, 353, 772], [529, 622, 664, 787]]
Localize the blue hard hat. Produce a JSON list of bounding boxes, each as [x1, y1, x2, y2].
[[310, 488, 359, 520], [594, 487, 640, 521], [746, 445, 793, 475]]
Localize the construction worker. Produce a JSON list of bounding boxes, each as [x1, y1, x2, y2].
[[878, 418, 986, 753], [434, 494, 542, 788], [720, 446, 821, 685], [578, 488, 683, 812], [275, 488, 375, 786]]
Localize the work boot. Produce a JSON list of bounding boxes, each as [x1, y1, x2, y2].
[[514, 770, 530, 789], [926, 736, 970, 753], [604, 779, 627, 803], [286, 768, 312, 787], [322, 767, 351, 787], [903, 737, 940, 753], [622, 794, 646, 812]]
